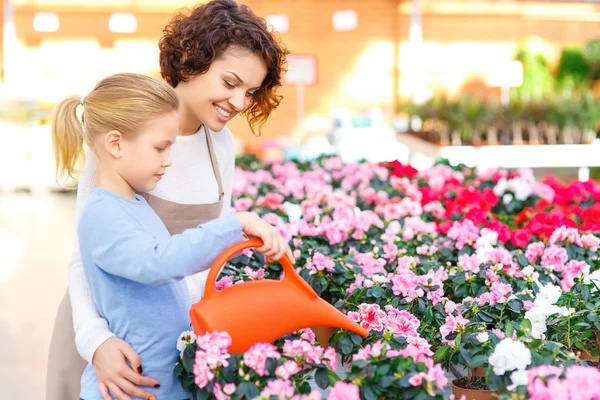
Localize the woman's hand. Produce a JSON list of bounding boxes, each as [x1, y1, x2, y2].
[[92, 336, 160, 400], [236, 212, 294, 263]]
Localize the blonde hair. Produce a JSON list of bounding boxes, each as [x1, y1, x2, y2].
[[51, 72, 179, 183]]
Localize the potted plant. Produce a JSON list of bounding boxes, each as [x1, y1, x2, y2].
[[584, 38, 600, 96]]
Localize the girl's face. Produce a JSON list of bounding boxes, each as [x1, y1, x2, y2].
[[118, 111, 179, 193], [177, 49, 268, 133]]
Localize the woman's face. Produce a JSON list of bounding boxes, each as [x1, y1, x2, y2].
[[177, 49, 268, 133]]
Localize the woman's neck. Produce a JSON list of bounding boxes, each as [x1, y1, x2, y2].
[[176, 87, 202, 137]]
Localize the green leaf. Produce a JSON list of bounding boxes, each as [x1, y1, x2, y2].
[[505, 323, 515, 338], [582, 284, 591, 302], [340, 335, 354, 355], [376, 365, 391, 377], [362, 385, 379, 400], [236, 382, 259, 399], [182, 346, 195, 373], [266, 357, 277, 375], [315, 368, 329, 389], [434, 345, 451, 363], [195, 389, 211, 400], [516, 254, 529, 267], [371, 285, 383, 298], [508, 299, 524, 313], [327, 369, 341, 386], [521, 319, 533, 332], [299, 381, 312, 394], [379, 375, 395, 388], [350, 333, 364, 345], [468, 355, 488, 368]]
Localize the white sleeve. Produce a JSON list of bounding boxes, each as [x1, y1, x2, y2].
[[186, 127, 236, 304], [68, 149, 115, 363]]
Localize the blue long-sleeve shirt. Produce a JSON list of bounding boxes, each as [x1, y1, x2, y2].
[[78, 188, 243, 400]]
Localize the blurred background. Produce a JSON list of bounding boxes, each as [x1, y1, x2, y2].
[[0, 0, 599, 398]]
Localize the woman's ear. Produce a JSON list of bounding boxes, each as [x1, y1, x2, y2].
[[103, 130, 124, 159]]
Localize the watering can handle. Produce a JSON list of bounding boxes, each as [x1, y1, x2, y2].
[[203, 238, 317, 300]]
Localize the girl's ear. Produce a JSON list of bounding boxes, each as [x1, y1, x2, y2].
[[103, 130, 124, 159]]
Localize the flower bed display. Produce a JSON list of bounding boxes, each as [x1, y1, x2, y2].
[[176, 155, 600, 399]]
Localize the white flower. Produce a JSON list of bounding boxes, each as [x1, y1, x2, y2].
[[282, 202, 302, 222], [584, 270, 600, 291], [477, 332, 489, 343], [534, 284, 562, 306], [524, 307, 548, 338], [177, 330, 197, 357], [494, 178, 508, 196], [488, 338, 532, 375], [507, 370, 529, 391], [503, 193, 513, 205], [371, 274, 390, 284]]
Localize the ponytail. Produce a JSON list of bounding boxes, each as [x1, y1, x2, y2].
[[51, 95, 84, 183]]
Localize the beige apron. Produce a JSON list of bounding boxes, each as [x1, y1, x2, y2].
[[46, 130, 224, 400]]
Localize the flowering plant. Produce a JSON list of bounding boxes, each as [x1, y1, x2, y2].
[[172, 155, 600, 398]]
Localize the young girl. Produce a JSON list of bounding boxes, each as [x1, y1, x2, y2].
[[51, 73, 291, 400], [45, 1, 289, 399]]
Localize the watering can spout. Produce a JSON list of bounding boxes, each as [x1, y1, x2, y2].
[[311, 298, 368, 338]]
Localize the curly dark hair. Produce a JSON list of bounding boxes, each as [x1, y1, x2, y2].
[[159, 0, 289, 135]]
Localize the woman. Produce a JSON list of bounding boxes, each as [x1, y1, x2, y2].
[[45, 1, 288, 399]]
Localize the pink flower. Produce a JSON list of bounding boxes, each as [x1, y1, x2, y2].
[[382, 243, 399, 261], [541, 245, 568, 271], [193, 332, 232, 388], [440, 314, 469, 339], [581, 234, 600, 251], [193, 352, 215, 388], [458, 254, 482, 273], [423, 201, 446, 218], [346, 274, 365, 294], [322, 347, 338, 371], [391, 270, 424, 301], [560, 260, 590, 291], [549, 226, 582, 246], [491, 328, 505, 339], [215, 275, 234, 290], [352, 341, 387, 362], [444, 300, 458, 314], [213, 382, 234, 400], [327, 382, 360, 400], [282, 339, 324, 365], [243, 342, 281, 376], [385, 306, 420, 338], [299, 328, 316, 343], [355, 303, 387, 331], [487, 248, 513, 266], [261, 379, 295, 398], [276, 360, 302, 379], [490, 282, 513, 305], [526, 242, 546, 263], [233, 197, 253, 212], [306, 252, 335, 275], [447, 219, 480, 250], [564, 365, 600, 399], [243, 266, 265, 280]]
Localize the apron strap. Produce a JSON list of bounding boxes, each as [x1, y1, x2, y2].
[[204, 127, 225, 201]]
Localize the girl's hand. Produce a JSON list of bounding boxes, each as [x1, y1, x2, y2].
[[235, 212, 295, 263], [92, 336, 160, 400]]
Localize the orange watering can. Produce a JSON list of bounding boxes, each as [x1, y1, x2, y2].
[[190, 238, 369, 353]]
